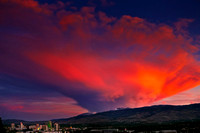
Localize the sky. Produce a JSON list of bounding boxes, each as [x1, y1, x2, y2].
[[0, 0, 200, 121]]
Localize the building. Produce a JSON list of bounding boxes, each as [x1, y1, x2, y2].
[[39, 125, 43, 130], [20, 122, 24, 130], [29, 125, 36, 130], [11, 123, 15, 130], [36, 124, 40, 130], [48, 121, 52, 130], [42, 125, 48, 131], [54, 123, 59, 131]]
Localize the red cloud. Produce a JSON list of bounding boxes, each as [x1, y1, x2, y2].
[[1, 104, 24, 111], [153, 86, 200, 106], [0, 0, 65, 15], [1, 0, 41, 11], [28, 7, 200, 107], [0, 97, 88, 116], [1, 0, 200, 110]]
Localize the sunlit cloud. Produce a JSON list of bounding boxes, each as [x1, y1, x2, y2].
[[0, 0, 200, 119]]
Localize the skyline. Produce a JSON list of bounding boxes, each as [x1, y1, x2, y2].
[[0, 0, 200, 121]]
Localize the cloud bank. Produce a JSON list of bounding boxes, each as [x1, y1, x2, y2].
[[0, 0, 200, 119]]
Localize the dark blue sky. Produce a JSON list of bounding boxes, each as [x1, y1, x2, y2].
[[38, 0, 200, 34]]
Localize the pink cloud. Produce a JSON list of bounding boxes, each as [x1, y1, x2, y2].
[[152, 86, 200, 105], [0, 96, 88, 117], [0, 0, 200, 114], [29, 12, 200, 107]]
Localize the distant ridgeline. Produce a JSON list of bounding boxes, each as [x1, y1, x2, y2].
[[52, 103, 200, 125], [3, 103, 200, 126]]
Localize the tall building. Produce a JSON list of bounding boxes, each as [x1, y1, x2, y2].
[[54, 123, 59, 131], [36, 124, 40, 130], [42, 125, 48, 131], [29, 125, 36, 130], [20, 122, 24, 130], [39, 125, 43, 130], [11, 123, 15, 130], [47, 121, 52, 130]]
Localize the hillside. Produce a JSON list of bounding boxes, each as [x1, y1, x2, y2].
[[52, 103, 200, 125], [3, 103, 200, 125]]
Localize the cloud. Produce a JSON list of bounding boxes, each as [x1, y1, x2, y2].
[[0, 96, 88, 120], [152, 86, 200, 105], [0, 0, 200, 118]]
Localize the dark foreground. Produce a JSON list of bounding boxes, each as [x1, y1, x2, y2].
[[2, 120, 200, 133]]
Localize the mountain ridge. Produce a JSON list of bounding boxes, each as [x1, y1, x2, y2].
[[52, 103, 200, 124], [2, 103, 200, 125]]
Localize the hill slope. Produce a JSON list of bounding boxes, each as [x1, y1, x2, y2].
[[3, 103, 200, 125], [52, 103, 200, 124]]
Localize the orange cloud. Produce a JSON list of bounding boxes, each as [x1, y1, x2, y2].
[[1, 0, 200, 110], [27, 8, 200, 108]]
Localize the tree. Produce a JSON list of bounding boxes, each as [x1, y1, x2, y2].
[[0, 117, 6, 133]]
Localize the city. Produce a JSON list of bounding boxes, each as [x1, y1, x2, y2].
[[7, 121, 62, 133], [4, 121, 129, 133], [4, 121, 180, 133]]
